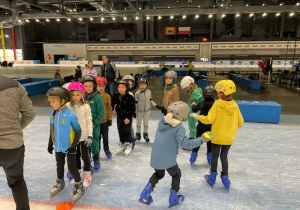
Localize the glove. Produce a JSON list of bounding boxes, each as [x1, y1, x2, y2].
[[65, 147, 76, 154], [189, 113, 199, 120], [47, 143, 53, 154], [107, 120, 112, 127], [200, 131, 214, 143], [133, 113, 136, 118], [155, 105, 162, 110], [85, 136, 93, 147], [161, 106, 168, 116]]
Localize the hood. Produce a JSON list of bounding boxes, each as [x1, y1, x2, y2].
[[158, 113, 181, 132], [216, 99, 238, 115]]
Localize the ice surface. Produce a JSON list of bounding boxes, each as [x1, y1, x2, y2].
[[0, 116, 299, 209]]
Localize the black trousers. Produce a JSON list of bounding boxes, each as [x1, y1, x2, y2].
[[210, 144, 231, 175], [117, 117, 132, 143], [192, 141, 212, 154], [99, 122, 109, 151], [149, 164, 181, 192], [0, 145, 29, 210], [55, 152, 81, 182], [192, 126, 213, 154], [76, 141, 91, 171]]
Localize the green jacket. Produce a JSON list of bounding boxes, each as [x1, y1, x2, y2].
[[188, 88, 204, 108], [85, 94, 105, 126]]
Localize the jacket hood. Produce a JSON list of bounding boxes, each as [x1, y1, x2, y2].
[[216, 99, 238, 115], [158, 114, 181, 132]]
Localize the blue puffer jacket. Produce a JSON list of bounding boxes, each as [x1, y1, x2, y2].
[[150, 116, 202, 170]]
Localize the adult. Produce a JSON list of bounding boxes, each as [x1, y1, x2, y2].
[[83, 61, 98, 78], [100, 56, 119, 98], [0, 76, 36, 210]]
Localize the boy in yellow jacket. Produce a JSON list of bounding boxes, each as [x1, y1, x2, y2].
[[190, 79, 244, 191]]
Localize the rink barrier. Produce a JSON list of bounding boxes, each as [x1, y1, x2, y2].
[[14, 78, 60, 95], [236, 101, 281, 124], [231, 74, 261, 90]]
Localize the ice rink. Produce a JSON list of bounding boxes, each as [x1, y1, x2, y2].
[[0, 116, 299, 210]]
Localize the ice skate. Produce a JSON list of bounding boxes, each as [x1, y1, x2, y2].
[[67, 172, 73, 180], [70, 169, 82, 186], [169, 189, 185, 208], [70, 181, 85, 203], [115, 142, 125, 154], [135, 132, 141, 141], [124, 142, 133, 156], [93, 155, 100, 171], [221, 175, 231, 192], [206, 153, 212, 166], [50, 178, 65, 198], [189, 152, 198, 165], [205, 172, 217, 188], [83, 171, 93, 188], [138, 183, 153, 205], [104, 149, 112, 159], [143, 132, 150, 143]]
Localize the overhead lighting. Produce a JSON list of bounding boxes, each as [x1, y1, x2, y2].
[[112, 17, 116, 20], [83, 8, 85, 11], [195, 14, 199, 19], [249, 13, 254, 17], [289, 12, 295, 17], [158, 16, 162, 20], [170, 15, 174, 19], [35, 19, 40, 22], [26, 19, 30, 23], [45, 19, 50, 22], [220, 4, 223, 7], [221, 14, 226, 18], [146, 16, 150, 20], [235, 13, 240, 17], [153, 7, 156, 9], [297, 3, 300, 6], [177, 0, 179, 2], [182, 15, 186, 19], [276, 13, 281, 16], [262, 13, 267, 17], [101, 17, 105, 21], [135, 16, 139, 20], [69, 9, 72, 12], [208, 14, 213, 18], [280, 3, 283, 6], [168, 6, 170, 9], [5, 35, 9, 38], [18, 19, 22, 23], [198, 5, 200, 8], [124, 16, 127, 20], [90, 17, 94, 21], [73, 9, 76, 11], [56, 18, 60, 22], [246, 4, 249, 6], [97, 8, 99, 11], [56, 9, 59, 12], [78, 17, 83, 21], [262, 3, 266, 6], [67, 18, 71, 21]]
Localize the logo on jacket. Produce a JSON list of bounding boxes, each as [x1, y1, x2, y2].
[[90, 101, 94, 104], [61, 119, 67, 125]]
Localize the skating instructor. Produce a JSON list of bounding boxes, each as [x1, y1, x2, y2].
[[0, 76, 36, 210]]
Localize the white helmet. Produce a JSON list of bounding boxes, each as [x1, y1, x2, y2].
[[62, 82, 71, 89], [167, 101, 190, 121], [180, 76, 194, 89], [123, 75, 135, 87], [165, 70, 177, 81]]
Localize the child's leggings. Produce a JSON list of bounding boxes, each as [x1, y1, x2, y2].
[[210, 144, 231, 175]]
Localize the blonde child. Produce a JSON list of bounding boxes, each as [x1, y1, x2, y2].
[[162, 70, 180, 113], [96, 76, 113, 158], [66, 82, 93, 188], [190, 80, 244, 191]]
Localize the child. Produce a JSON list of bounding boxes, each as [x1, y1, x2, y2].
[[83, 61, 98, 78], [96, 76, 113, 158], [54, 69, 63, 86], [190, 84, 216, 165], [162, 70, 179, 112], [66, 82, 93, 188], [135, 77, 161, 142], [138, 101, 213, 207], [81, 75, 105, 170], [180, 76, 204, 140], [190, 80, 244, 191], [46, 87, 85, 203], [112, 80, 135, 156]]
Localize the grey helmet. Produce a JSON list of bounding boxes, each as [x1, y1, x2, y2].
[[46, 87, 70, 103], [165, 70, 177, 81], [203, 84, 217, 99], [123, 74, 135, 88], [167, 101, 190, 121], [81, 75, 97, 91]]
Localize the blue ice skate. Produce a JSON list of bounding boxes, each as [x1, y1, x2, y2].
[[67, 172, 73, 180], [206, 153, 212, 166], [169, 189, 185, 208], [189, 152, 198, 165], [204, 172, 217, 188], [82, 164, 93, 171], [93, 155, 100, 171], [104, 149, 112, 159], [138, 183, 153, 205], [221, 175, 231, 192]]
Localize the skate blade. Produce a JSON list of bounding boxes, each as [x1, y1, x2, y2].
[[56, 201, 74, 210], [204, 176, 214, 188], [138, 198, 152, 205], [50, 187, 64, 198]]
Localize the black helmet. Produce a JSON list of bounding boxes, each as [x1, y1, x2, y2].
[[117, 79, 129, 91], [81, 75, 97, 91], [203, 84, 217, 99], [46, 87, 70, 102], [137, 77, 148, 84]]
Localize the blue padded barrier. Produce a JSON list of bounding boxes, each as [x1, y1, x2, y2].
[[14, 78, 60, 96], [236, 100, 281, 124], [231, 74, 261, 90]]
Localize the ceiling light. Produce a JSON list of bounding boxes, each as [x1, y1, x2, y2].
[[101, 17, 105, 21], [5, 35, 9, 38], [18, 19, 22, 23], [97, 9, 99, 11], [177, 0, 179, 2], [124, 17, 127, 20], [154, 6, 156, 9], [168, 6, 170, 9], [112, 17, 116, 20], [56, 18, 60, 22], [297, 3, 300, 6], [35, 19, 40, 22], [221, 14, 226, 18], [56, 9, 59, 12], [135, 16, 139, 20], [198, 5, 200, 8], [90, 17, 94, 21], [69, 9, 72, 12], [220, 4, 223, 7], [73, 9, 76, 11], [246, 4, 249, 6], [67, 18, 71, 21], [213, 4, 216, 7], [170, 15, 174, 19], [195, 14, 199, 18], [182, 15, 186, 19], [249, 13, 254, 17], [235, 13, 240, 17], [83, 8, 85, 11], [26, 19, 30, 23], [139, 7, 141, 9], [262, 13, 267, 17], [289, 12, 295, 17], [208, 14, 213, 18], [79, 18, 83, 21], [147, 16, 150, 20], [262, 3, 265, 6], [276, 13, 281, 16], [45, 19, 50, 22], [280, 3, 283, 6], [158, 16, 162, 20]]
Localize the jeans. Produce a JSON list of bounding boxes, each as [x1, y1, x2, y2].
[[105, 81, 116, 99]]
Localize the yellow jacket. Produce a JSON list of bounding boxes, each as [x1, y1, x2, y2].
[[197, 99, 244, 145]]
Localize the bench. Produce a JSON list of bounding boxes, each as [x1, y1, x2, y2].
[[236, 100, 281, 124], [231, 74, 261, 90]]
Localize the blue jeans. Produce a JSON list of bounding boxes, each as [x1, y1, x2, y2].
[[105, 81, 116, 98]]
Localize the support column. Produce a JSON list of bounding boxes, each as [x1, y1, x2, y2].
[[145, 18, 149, 41], [11, 27, 17, 60], [280, 13, 285, 38], [1, 27, 6, 60], [149, 17, 155, 40], [210, 18, 214, 40], [137, 19, 144, 41], [86, 22, 89, 41], [235, 15, 242, 38], [215, 15, 223, 37]]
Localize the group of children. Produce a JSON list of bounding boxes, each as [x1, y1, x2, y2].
[[47, 69, 244, 207]]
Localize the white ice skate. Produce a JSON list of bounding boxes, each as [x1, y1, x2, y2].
[[124, 143, 133, 156], [50, 178, 65, 198], [83, 171, 93, 188], [115, 143, 125, 154], [70, 181, 85, 203], [70, 169, 82, 186]]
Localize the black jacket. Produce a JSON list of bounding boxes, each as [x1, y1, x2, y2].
[[100, 61, 116, 81], [192, 98, 215, 137], [112, 93, 135, 119]]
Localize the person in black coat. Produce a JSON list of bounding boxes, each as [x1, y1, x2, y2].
[[112, 80, 136, 156]]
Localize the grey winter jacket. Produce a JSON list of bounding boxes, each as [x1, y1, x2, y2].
[[100, 61, 119, 81], [135, 89, 157, 113], [150, 116, 201, 170], [0, 76, 36, 149]]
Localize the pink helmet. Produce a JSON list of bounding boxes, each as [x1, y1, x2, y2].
[[67, 82, 86, 100]]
